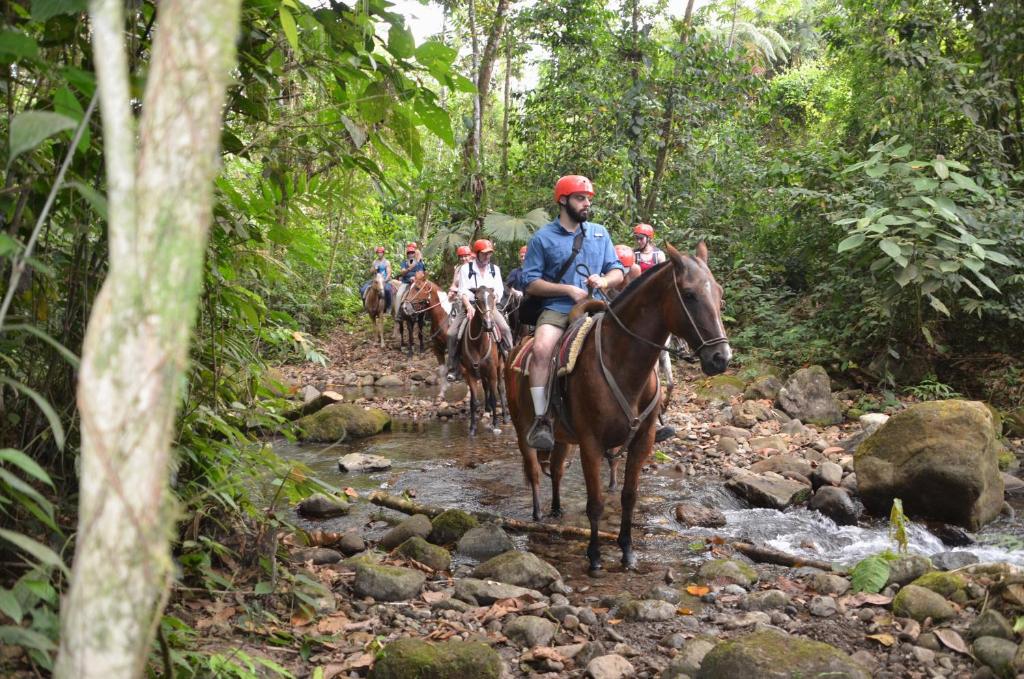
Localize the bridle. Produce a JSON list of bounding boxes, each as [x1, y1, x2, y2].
[[467, 290, 494, 340]]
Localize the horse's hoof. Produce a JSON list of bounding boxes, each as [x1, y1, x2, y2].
[[491, 427, 501, 434], [547, 508, 563, 519], [587, 565, 605, 579], [622, 553, 638, 571]]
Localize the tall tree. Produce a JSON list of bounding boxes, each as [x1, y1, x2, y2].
[[55, 0, 241, 674]]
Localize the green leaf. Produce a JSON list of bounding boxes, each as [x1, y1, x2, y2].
[[932, 158, 949, 180], [850, 554, 890, 594], [53, 86, 90, 152], [911, 177, 939, 192], [984, 251, 1013, 266], [279, 5, 301, 57], [415, 40, 456, 74], [837, 233, 865, 253], [928, 295, 950, 316], [889, 144, 912, 158], [7, 111, 77, 168], [31, 0, 88, 21], [877, 214, 912, 226], [894, 264, 917, 287], [1013, 617, 1024, 634], [448, 73, 477, 93], [0, 529, 67, 575], [1, 325, 79, 368], [0, 449, 53, 487], [254, 581, 274, 594], [865, 164, 888, 178], [0, 625, 57, 653], [973, 270, 1000, 293], [0, 469, 54, 521], [0, 233, 19, 257], [387, 24, 415, 59], [949, 171, 989, 199], [0, 589, 22, 624], [0, 30, 39, 61], [64, 181, 107, 219], [653, 451, 671, 462], [879, 239, 906, 266], [414, 98, 453, 146], [0, 377, 65, 450]]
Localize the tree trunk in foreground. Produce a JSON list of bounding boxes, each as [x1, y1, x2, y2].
[[55, 0, 241, 676]]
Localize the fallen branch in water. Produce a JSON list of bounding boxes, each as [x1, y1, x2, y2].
[[368, 491, 619, 542], [732, 541, 836, 572]]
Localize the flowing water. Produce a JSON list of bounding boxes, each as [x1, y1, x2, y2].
[[274, 416, 1024, 569]]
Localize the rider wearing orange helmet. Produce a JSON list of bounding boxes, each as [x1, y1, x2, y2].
[[448, 245, 475, 299], [633, 223, 665, 272], [361, 246, 394, 310], [393, 242, 425, 319], [520, 175, 625, 449], [445, 239, 514, 381]]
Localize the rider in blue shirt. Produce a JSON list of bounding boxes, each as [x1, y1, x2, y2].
[[393, 243, 425, 319], [521, 175, 624, 449]]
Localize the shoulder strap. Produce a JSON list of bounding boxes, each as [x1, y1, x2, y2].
[[549, 226, 586, 282]]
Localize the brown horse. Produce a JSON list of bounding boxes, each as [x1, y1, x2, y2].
[[363, 273, 387, 348], [403, 272, 450, 391], [505, 243, 731, 573], [462, 286, 509, 435], [397, 279, 427, 357]]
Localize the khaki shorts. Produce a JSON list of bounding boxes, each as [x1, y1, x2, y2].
[[537, 309, 569, 330]]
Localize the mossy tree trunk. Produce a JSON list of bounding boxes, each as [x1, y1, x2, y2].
[[55, 0, 241, 676]]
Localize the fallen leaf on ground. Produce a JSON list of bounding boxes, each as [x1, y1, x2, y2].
[[934, 628, 971, 655], [866, 633, 896, 647], [841, 592, 892, 607], [319, 663, 348, 679], [421, 590, 447, 604], [317, 614, 350, 634], [686, 585, 710, 596], [341, 653, 375, 671]]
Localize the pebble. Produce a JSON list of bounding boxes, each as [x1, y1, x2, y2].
[[808, 595, 838, 617], [911, 646, 936, 664], [563, 614, 580, 630]]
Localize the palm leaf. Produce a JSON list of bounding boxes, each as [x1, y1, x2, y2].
[[483, 208, 549, 243]]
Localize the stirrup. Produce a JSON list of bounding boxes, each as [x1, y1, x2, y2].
[[527, 417, 554, 451]]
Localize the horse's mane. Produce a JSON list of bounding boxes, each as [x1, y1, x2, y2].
[[609, 260, 672, 310]]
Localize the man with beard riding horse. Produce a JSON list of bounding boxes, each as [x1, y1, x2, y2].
[[521, 175, 624, 450]]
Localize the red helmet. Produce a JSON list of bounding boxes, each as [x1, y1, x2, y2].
[[519, 245, 528, 256], [473, 239, 495, 254], [406, 242, 418, 253], [456, 245, 471, 257], [554, 175, 594, 203], [375, 246, 385, 254], [633, 223, 655, 238], [615, 244, 635, 268]]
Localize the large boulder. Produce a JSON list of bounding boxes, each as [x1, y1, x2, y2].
[[394, 537, 451, 572], [697, 629, 870, 679], [744, 374, 783, 402], [457, 524, 514, 560], [370, 638, 501, 679], [296, 493, 349, 518], [295, 403, 390, 442], [429, 509, 478, 545], [726, 471, 811, 509], [380, 514, 433, 550], [776, 366, 842, 425], [891, 584, 955, 623], [472, 551, 560, 589], [809, 486, 860, 525], [352, 562, 425, 601], [854, 400, 1005, 530]]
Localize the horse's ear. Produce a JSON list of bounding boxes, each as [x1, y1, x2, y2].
[[664, 243, 686, 269], [695, 241, 708, 264]]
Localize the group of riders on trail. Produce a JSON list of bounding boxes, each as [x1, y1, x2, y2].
[[361, 174, 670, 448]]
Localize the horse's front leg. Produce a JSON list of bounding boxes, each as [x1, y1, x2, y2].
[[606, 451, 620, 491], [498, 368, 510, 425], [548, 442, 571, 518], [578, 437, 606, 575], [619, 422, 657, 571], [467, 376, 479, 436], [405, 321, 414, 357]]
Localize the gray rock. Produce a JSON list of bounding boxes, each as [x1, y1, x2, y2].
[[696, 629, 870, 679], [453, 578, 543, 605], [969, 610, 1014, 641], [586, 653, 635, 679], [353, 562, 425, 601], [779, 419, 805, 436], [808, 595, 837, 617], [744, 375, 783, 402], [338, 452, 392, 472], [726, 470, 812, 509], [472, 550, 560, 589], [717, 436, 740, 456], [292, 547, 343, 565], [674, 502, 727, 528], [456, 524, 514, 560], [619, 599, 677, 622], [394, 537, 451, 572], [809, 486, 861, 525], [886, 554, 933, 586], [812, 461, 844, 488], [338, 532, 365, 556], [663, 638, 716, 678], [429, 509, 478, 545], [744, 590, 790, 611], [859, 412, 889, 434], [840, 472, 858, 493], [854, 400, 1005, 530], [661, 632, 688, 649], [749, 455, 814, 478], [891, 584, 955, 623], [375, 374, 404, 387], [748, 436, 788, 454], [644, 583, 683, 604], [811, 573, 851, 596], [930, 550, 979, 571], [776, 366, 843, 426], [301, 385, 321, 404], [697, 559, 759, 587], [297, 493, 350, 518], [972, 636, 1018, 676], [732, 400, 771, 428], [504, 615, 556, 648], [298, 403, 390, 442], [710, 426, 751, 440], [576, 641, 608, 668], [369, 638, 501, 679], [380, 514, 433, 550]]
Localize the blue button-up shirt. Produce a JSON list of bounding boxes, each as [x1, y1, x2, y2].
[[522, 219, 624, 313]]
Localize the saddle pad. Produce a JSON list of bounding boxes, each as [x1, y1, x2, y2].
[[510, 335, 536, 374], [556, 314, 597, 377]]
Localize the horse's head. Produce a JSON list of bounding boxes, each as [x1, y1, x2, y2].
[[405, 274, 433, 312], [372, 272, 385, 292], [664, 242, 732, 375], [471, 286, 495, 332]]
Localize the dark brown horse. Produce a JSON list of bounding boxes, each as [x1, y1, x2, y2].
[[363, 273, 387, 348], [397, 276, 427, 357], [461, 286, 509, 435], [505, 243, 731, 573], [403, 272, 450, 392]]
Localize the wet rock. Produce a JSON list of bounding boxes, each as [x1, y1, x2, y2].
[[375, 374, 405, 387], [353, 562, 426, 601], [338, 452, 393, 472], [441, 382, 469, 403], [472, 550, 560, 590], [576, 641, 608, 668], [292, 547, 343, 565], [380, 514, 433, 550], [661, 632, 688, 649], [1003, 472, 1024, 496], [711, 426, 751, 440], [886, 554, 933, 586], [732, 401, 771, 428], [368, 638, 501, 679], [456, 524, 514, 560], [717, 437, 740, 456], [698, 559, 758, 587], [809, 486, 860, 525], [619, 599, 676, 622], [674, 502, 727, 528], [811, 573, 850, 596], [854, 400, 1005, 530], [931, 522, 975, 546], [645, 583, 683, 604], [429, 509, 478, 545], [696, 375, 746, 402], [748, 435, 787, 454], [726, 470, 811, 509], [749, 455, 814, 478], [586, 653, 635, 679], [744, 590, 790, 611], [663, 638, 716, 678], [779, 419, 805, 436], [504, 615, 556, 648], [840, 472, 858, 493], [808, 595, 837, 617], [811, 461, 844, 489], [776, 366, 843, 426], [696, 628, 870, 679], [453, 578, 543, 605], [969, 610, 1014, 641], [395, 537, 451, 572], [301, 385, 321, 404], [297, 403, 390, 442], [297, 493, 350, 518], [744, 375, 783, 402], [907, 570, 966, 598], [891, 585, 955, 623], [972, 636, 1018, 677], [338, 532, 366, 556]]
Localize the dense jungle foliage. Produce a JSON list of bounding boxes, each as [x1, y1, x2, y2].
[[1, 0, 1022, 672]]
